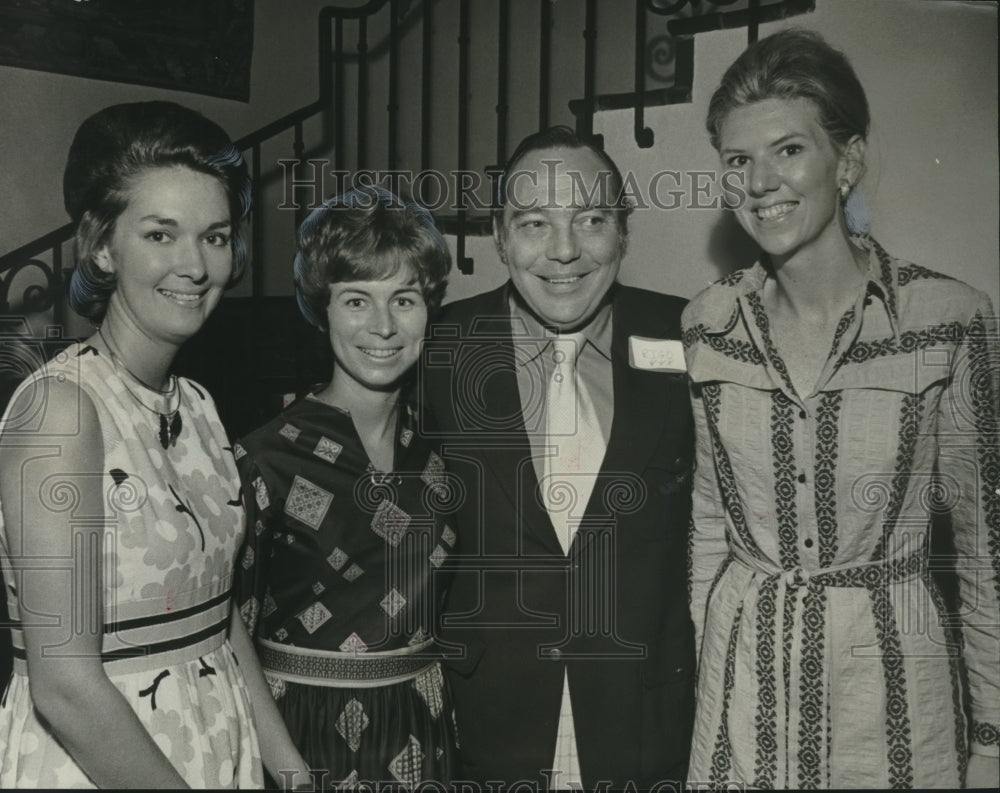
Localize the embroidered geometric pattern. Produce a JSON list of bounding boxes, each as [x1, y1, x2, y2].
[[339, 632, 368, 653], [400, 428, 414, 447], [312, 581, 326, 596], [872, 238, 897, 321], [421, 451, 447, 491], [343, 563, 364, 582], [771, 392, 798, 570], [748, 292, 796, 396], [336, 698, 370, 753], [814, 392, 843, 567], [370, 500, 412, 547], [897, 262, 954, 287], [973, 721, 1000, 747], [871, 394, 923, 561], [284, 475, 334, 530], [327, 547, 348, 570], [838, 322, 965, 367], [797, 585, 827, 788], [703, 384, 761, 559], [966, 312, 1000, 603], [233, 442, 247, 460], [869, 583, 915, 787], [429, 544, 448, 569], [441, 524, 456, 547], [710, 600, 744, 785], [753, 577, 779, 788], [279, 423, 301, 443], [314, 436, 344, 464], [241, 545, 255, 570], [252, 476, 270, 510], [388, 734, 425, 787], [412, 663, 445, 719], [380, 588, 406, 618], [682, 324, 764, 365], [297, 601, 333, 633], [262, 592, 278, 618]]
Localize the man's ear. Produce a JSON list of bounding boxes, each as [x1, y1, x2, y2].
[[492, 216, 507, 265]]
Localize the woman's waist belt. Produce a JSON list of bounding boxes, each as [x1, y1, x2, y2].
[[258, 638, 439, 688], [729, 543, 926, 589]]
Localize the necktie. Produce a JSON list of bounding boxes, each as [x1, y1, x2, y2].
[[541, 333, 607, 555]]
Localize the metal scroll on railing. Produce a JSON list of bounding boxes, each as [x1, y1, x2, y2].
[[1, 0, 816, 318]]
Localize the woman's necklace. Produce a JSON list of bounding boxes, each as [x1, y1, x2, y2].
[[97, 327, 182, 449]]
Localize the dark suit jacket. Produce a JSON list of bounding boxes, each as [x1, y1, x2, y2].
[[420, 283, 696, 789]]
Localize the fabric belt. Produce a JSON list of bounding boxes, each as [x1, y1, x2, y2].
[[729, 543, 926, 588], [258, 638, 439, 688]]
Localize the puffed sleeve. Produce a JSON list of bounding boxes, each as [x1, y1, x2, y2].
[[937, 295, 1000, 757], [232, 440, 275, 640]]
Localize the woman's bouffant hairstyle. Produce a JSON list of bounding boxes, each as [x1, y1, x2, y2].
[[706, 29, 870, 153], [293, 186, 451, 330], [64, 101, 252, 322]]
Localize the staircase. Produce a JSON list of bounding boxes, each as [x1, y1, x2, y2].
[[0, 0, 814, 436]]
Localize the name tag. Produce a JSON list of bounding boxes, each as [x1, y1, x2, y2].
[[628, 336, 686, 373]]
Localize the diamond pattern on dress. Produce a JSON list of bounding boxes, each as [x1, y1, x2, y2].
[[421, 451, 446, 489], [239, 597, 259, 627], [400, 429, 414, 447], [275, 627, 288, 640], [284, 475, 334, 530], [279, 423, 301, 443], [408, 627, 428, 646], [339, 632, 368, 653], [335, 699, 370, 753], [233, 442, 247, 460], [312, 581, 326, 596], [412, 663, 445, 718], [429, 544, 447, 568], [370, 500, 412, 547], [380, 588, 406, 618], [262, 592, 278, 618], [297, 602, 332, 634], [252, 476, 270, 510], [388, 734, 425, 788], [343, 564, 364, 582], [338, 769, 359, 790], [314, 436, 344, 464], [254, 519, 265, 536], [327, 547, 348, 570], [241, 545, 255, 569], [441, 524, 456, 547]]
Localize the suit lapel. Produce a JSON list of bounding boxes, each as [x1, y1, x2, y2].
[[587, 289, 675, 516], [463, 286, 564, 556]]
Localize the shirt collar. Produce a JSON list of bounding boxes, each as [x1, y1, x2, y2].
[[697, 235, 900, 340], [506, 282, 614, 366]]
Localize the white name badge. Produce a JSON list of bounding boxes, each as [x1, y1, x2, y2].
[[628, 336, 687, 373]]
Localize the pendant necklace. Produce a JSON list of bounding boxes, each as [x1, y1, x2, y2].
[[97, 327, 182, 449]]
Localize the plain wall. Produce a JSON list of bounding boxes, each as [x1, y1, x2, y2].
[[2, 0, 997, 311]]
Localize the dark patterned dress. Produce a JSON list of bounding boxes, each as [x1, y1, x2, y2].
[[234, 395, 458, 788], [682, 237, 999, 788], [0, 343, 263, 788]]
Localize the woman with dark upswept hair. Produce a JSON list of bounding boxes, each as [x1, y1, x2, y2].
[[683, 29, 999, 789], [0, 101, 309, 788]]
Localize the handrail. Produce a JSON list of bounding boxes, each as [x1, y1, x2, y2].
[[2, 0, 815, 299]]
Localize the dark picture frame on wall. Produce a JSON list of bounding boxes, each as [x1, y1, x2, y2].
[[0, 0, 254, 102]]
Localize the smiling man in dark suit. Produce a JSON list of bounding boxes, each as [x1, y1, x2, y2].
[[422, 126, 695, 789]]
